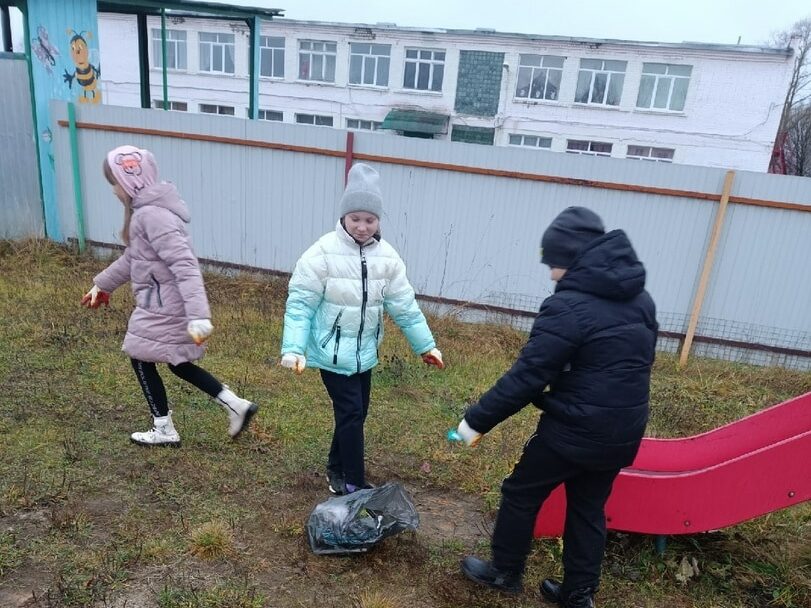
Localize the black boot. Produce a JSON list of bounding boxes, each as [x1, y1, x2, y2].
[[460, 556, 523, 593], [563, 587, 596, 608], [540, 578, 562, 604]]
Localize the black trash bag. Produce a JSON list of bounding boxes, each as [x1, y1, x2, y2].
[[306, 482, 419, 555]]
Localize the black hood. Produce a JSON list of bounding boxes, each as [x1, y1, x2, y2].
[[555, 230, 646, 301]]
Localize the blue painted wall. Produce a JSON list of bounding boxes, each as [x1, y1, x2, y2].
[[25, 0, 100, 240]]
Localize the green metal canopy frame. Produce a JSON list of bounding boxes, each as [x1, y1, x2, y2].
[[97, 0, 283, 114], [380, 109, 449, 135]]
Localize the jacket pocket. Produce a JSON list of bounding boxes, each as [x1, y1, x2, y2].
[[150, 274, 163, 307], [320, 310, 343, 348], [333, 327, 341, 365]]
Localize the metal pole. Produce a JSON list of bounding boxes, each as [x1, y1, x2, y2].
[[1, 6, 12, 53], [248, 16, 260, 119], [160, 8, 168, 110], [344, 131, 355, 184], [67, 102, 86, 252], [136, 13, 151, 109]]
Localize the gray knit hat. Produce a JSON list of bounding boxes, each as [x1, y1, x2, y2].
[[339, 163, 383, 218], [541, 206, 605, 268]]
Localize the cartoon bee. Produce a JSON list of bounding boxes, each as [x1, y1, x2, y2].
[[32, 26, 60, 75], [63, 30, 101, 104]]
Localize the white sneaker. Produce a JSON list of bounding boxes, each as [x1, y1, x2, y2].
[[216, 385, 258, 438], [130, 410, 181, 447]]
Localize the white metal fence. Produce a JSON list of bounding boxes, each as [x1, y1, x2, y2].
[[50, 101, 811, 369], [0, 55, 43, 239]]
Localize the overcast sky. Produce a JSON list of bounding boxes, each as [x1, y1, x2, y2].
[[2, 1, 808, 49], [226, 0, 810, 46]]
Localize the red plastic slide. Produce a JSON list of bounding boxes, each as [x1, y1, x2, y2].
[[534, 392, 811, 537]]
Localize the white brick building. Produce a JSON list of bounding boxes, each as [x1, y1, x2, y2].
[[98, 13, 795, 171]]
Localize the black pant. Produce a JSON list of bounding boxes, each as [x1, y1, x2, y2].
[[491, 433, 620, 594], [320, 369, 372, 488], [130, 359, 223, 418]]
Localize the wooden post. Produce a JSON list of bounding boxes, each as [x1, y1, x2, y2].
[[344, 131, 355, 185], [679, 170, 735, 367]]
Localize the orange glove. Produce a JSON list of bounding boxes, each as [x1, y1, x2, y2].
[[81, 285, 110, 308], [421, 348, 445, 369]]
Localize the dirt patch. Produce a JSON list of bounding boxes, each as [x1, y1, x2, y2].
[[410, 488, 490, 544]]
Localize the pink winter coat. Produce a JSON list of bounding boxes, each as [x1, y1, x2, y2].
[[94, 183, 211, 365]]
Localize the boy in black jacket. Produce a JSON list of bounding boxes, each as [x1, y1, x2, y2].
[[458, 207, 658, 608]]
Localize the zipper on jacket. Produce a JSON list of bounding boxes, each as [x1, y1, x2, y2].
[[357, 246, 368, 373], [333, 327, 341, 365], [151, 274, 163, 307], [321, 310, 343, 348]]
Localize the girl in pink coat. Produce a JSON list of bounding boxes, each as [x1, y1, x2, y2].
[[82, 145, 257, 446]]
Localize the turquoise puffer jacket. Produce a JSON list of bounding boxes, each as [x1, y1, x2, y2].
[[282, 222, 436, 375]]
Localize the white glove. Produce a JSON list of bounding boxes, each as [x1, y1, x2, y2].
[[281, 353, 306, 374], [80, 284, 110, 308], [187, 319, 214, 345], [456, 418, 483, 447]]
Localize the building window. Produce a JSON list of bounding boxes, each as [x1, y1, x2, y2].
[[152, 100, 188, 111], [299, 40, 337, 82], [349, 43, 391, 87], [451, 125, 495, 145], [566, 139, 613, 157], [403, 48, 445, 92], [574, 59, 627, 106], [515, 54, 563, 101], [637, 63, 692, 112], [151, 29, 187, 70], [508, 134, 552, 149], [200, 104, 235, 116], [627, 145, 675, 162], [296, 113, 333, 126], [346, 119, 382, 131], [199, 32, 235, 74], [260, 36, 284, 78], [257, 109, 283, 121]]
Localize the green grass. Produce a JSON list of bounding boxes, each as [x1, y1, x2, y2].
[[0, 238, 809, 607]]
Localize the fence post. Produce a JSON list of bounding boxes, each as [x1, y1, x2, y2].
[[679, 170, 735, 367], [67, 101, 86, 253], [344, 131, 354, 185]]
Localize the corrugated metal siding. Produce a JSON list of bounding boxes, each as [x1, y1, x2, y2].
[[51, 102, 811, 366], [0, 57, 43, 239]]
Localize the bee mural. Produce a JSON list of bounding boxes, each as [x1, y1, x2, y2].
[[63, 30, 101, 104], [32, 25, 60, 75]]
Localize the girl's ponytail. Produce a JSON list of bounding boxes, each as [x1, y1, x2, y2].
[[103, 158, 132, 246]]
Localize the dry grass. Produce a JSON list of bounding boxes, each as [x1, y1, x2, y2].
[[0, 238, 808, 608]]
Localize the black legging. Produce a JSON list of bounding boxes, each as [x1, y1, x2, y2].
[[130, 359, 223, 418]]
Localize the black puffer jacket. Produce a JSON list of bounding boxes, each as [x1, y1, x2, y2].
[[465, 230, 658, 469]]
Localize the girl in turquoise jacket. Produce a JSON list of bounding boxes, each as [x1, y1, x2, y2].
[[280, 163, 444, 495]]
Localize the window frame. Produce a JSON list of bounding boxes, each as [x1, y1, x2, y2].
[[295, 113, 334, 127], [346, 118, 382, 131], [253, 109, 283, 121], [402, 47, 446, 92], [566, 139, 613, 157], [626, 145, 675, 162], [152, 100, 188, 111], [259, 35, 285, 79], [508, 133, 553, 149], [151, 28, 187, 71], [349, 43, 391, 88], [199, 103, 235, 116], [298, 39, 337, 83], [514, 54, 564, 102], [199, 31, 235, 75], [574, 59, 627, 107], [636, 63, 692, 112]]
